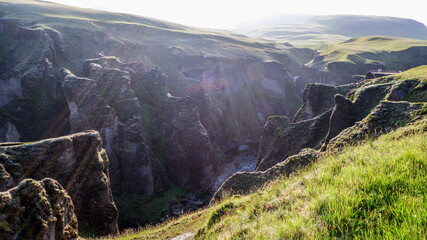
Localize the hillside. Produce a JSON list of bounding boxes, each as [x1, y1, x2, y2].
[[111, 66, 427, 240], [295, 36, 427, 90], [237, 15, 427, 48], [309, 36, 427, 70]]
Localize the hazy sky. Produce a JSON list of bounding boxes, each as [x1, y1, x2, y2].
[[48, 0, 427, 29]]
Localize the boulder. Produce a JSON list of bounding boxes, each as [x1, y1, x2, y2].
[[0, 131, 118, 236], [0, 178, 78, 239]]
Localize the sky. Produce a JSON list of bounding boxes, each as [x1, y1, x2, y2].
[[48, 0, 427, 29]]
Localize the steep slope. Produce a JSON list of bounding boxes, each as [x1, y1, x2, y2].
[[115, 66, 427, 240], [237, 15, 427, 48]]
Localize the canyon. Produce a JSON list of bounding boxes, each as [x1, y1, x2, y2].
[[0, 0, 426, 238]]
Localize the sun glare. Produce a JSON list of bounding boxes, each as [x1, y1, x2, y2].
[[48, 0, 427, 29]]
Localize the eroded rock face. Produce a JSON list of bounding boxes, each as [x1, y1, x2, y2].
[[293, 83, 339, 122], [256, 110, 330, 171], [61, 63, 169, 196], [79, 57, 169, 195], [0, 21, 71, 142], [213, 149, 318, 201], [0, 131, 118, 236], [325, 83, 392, 144], [0, 178, 79, 240], [132, 67, 216, 193], [328, 101, 425, 150]]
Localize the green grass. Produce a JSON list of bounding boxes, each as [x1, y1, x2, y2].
[[395, 65, 427, 83], [108, 117, 426, 239], [237, 15, 427, 49], [307, 36, 427, 71]]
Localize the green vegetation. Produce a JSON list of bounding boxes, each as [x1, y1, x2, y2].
[[308, 36, 427, 71], [237, 15, 427, 49], [108, 116, 426, 239], [396, 65, 427, 83]]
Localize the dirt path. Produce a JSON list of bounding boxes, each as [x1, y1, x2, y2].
[[170, 232, 194, 240]]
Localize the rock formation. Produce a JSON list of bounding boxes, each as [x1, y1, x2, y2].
[[75, 57, 169, 195], [131, 67, 216, 193], [0, 178, 79, 239], [293, 83, 341, 122], [327, 101, 426, 150], [325, 83, 392, 144], [216, 67, 427, 202], [213, 149, 319, 201], [0, 131, 118, 236], [256, 109, 330, 171], [0, 20, 71, 142]]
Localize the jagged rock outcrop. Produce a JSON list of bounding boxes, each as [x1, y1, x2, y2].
[[256, 68, 426, 174], [132, 67, 216, 193], [293, 83, 340, 122], [256, 110, 330, 171], [327, 101, 426, 150], [0, 131, 118, 236], [325, 83, 392, 144], [214, 67, 427, 205], [324, 94, 357, 144], [0, 178, 79, 240], [213, 149, 319, 201], [387, 79, 427, 102], [0, 21, 71, 142], [79, 57, 169, 195]]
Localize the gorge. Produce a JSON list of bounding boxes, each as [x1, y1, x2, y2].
[[0, 0, 426, 238]]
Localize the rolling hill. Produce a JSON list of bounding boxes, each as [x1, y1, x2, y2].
[[237, 15, 427, 49]]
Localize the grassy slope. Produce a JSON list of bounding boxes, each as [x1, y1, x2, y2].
[[108, 116, 426, 240], [105, 67, 427, 239], [308, 36, 427, 70], [237, 15, 427, 49]]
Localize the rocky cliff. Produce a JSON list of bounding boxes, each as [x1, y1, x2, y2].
[[215, 65, 427, 200], [0, 131, 118, 236]]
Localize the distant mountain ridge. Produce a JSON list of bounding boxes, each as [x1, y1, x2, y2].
[[237, 15, 427, 48]]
